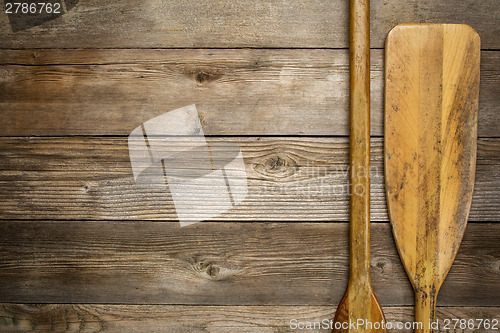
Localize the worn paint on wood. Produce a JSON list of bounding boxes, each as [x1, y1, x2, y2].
[[333, 1, 386, 332], [385, 24, 480, 333]]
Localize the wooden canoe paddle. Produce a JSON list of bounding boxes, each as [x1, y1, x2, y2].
[[385, 24, 480, 333], [332, 1, 387, 332]]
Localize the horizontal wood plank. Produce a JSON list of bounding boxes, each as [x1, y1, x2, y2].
[[0, 304, 499, 332], [0, 0, 498, 49], [0, 137, 498, 221], [0, 49, 498, 136], [0, 222, 498, 306]]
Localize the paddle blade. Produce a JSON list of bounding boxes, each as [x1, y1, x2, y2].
[[332, 286, 387, 332], [385, 24, 480, 331], [385, 23, 479, 292]]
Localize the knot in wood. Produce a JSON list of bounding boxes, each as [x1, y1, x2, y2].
[[268, 154, 297, 175], [206, 264, 220, 277], [189, 256, 225, 280], [187, 68, 223, 85], [195, 72, 212, 84], [372, 257, 388, 274], [253, 153, 298, 181], [82, 183, 92, 193], [264, 155, 288, 173]]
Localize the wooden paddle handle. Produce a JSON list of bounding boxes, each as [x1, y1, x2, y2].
[[332, 3, 387, 332], [349, 0, 371, 283]]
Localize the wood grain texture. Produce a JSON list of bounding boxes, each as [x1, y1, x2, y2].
[[0, 49, 498, 136], [0, 304, 498, 333], [0, 0, 496, 326], [333, 1, 386, 331], [385, 24, 480, 333], [0, 0, 498, 49], [0, 137, 498, 222], [0, 222, 498, 306]]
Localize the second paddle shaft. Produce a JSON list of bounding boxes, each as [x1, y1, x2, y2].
[[349, 0, 371, 286]]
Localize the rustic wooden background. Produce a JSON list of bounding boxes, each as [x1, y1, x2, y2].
[[0, 0, 498, 332]]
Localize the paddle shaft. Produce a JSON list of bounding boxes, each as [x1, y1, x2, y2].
[[331, 3, 387, 332], [349, 0, 370, 286]]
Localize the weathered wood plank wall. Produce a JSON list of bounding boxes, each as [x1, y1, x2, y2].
[[0, 50, 498, 136], [0, 0, 498, 331], [0, 0, 498, 49], [1, 305, 498, 333], [0, 222, 498, 306], [0, 305, 499, 333], [0, 138, 498, 221]]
